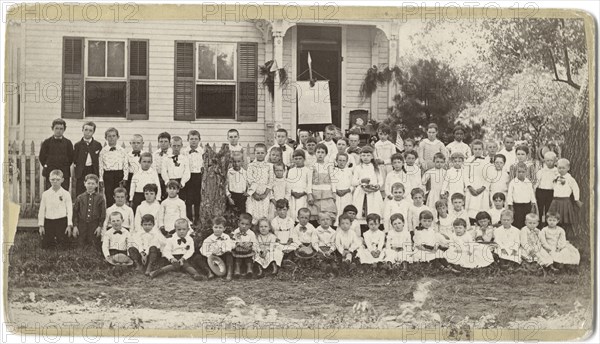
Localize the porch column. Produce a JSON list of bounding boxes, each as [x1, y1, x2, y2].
[[388, 35, 398, 107], [272, 30, 284, 130]]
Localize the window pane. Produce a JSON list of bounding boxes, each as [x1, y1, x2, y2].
[[196, 84, 235, 119], [216, 44, 234, 80], [107, 41, 125, 77], [85, 81, 126, 117], [198, 44, 215, 80], [88, 41, 106, 77]]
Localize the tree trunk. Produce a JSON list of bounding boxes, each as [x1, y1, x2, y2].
[[198, 144, 231, 231]]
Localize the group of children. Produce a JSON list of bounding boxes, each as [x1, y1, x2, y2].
[[37, 119, 583, 280]]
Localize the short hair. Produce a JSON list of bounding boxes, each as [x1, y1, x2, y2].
[[51, 118, 67, 129], [140, 152, 153, 161], [298, 129, 310, 135], [272, 162, 285, 170], [471, 139, 484, 149], [166, 180, 181, 190], [306, 137, 318, 145], [109, 211, 124, 220], [318, 212, 332, 221], [254, 143, 267, 151], [411, 187, 425, 198], [366, 213, 381, 223], [49, 169, 64, 179], [405, 149, 418, 159], [105, 127, 119, 138], [434, 199, 448, 211], [239, 213, 253, 223], [257, 217, 271, 228], [188, 130, 201, 139], [543, 151, 557, 160], [433, 152, 446, 161], [451, 193, 465, 202], [157, 132, 171, 141], [391, 182, 405, 192], [212, 216, 226, 226], [336, 152, 348, 161], [516, 162, 528, 171], [492, 192, 506, 201], [450, 152, 465, 160], [338, 213, 352, 224], [503, 134, 514, 141], [419, 210, 434, 220], [336, 138, 348, 145], [131, 134, 143, 142], [494, 154, 506, 163], [391, 153, 405, 163], [113, 187, 127, 196], [227, 128, 239, 136], [141, 214, 155, 224], [360, 145, 374, 155], [475, 211, 492, 222], [427, 123, 438, 131], [270, 146, 283, 155], [453, 126, 465, 134], [143, 183, 158, 194], [378, 125, 391, 135], [347, 131, 360, 139], [546, 211, 560, 221], [315, 143, 328, 154], [171, 136, 183, 143], [404, 138, 416, 146], [275, 199, 289, 209], [175, 218, 189, 228], [292, 149, 306, 159], [84, 173, 98, 183], [390, 213, 405, 224], [557, 158, 570, 168], [298, 207, 311, 217], [82, 121, 96, 131], [324, 124, 337, 132], [343, 205, 358, 214], [525, 213, 539, 222], [516, 145, 529, 155], [500, 209, 514, 219], [276, 128, 288, 136], [453, 218, 468, 228]]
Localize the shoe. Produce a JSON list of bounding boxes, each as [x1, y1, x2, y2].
[[207, 272, 215, 280], [281, 259, 296, 269], [271, 264, 279, 275], [192, 274, 205, 281], [149, 270, 158, 279]]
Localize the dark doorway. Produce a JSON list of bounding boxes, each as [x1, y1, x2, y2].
[[296, 26, 341, 133]]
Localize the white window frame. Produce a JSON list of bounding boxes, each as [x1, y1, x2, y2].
[[195, 42, 236, 85], [84, 38, 128, 81]]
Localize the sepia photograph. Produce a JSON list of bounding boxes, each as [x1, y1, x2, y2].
[[2, 1, 596, 341]]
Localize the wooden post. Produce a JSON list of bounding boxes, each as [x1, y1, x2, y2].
[[20, 140, 27, 205], [29, 141, 36, 205]]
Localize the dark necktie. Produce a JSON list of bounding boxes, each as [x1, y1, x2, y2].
[[280, 145, 287, 152], [110, 147, 116, 152], [172, 155, 180, 167], [490, 157, 494, 164], [217, 236, 225, 240], [114, 230, 122, 235], [300, 226, 307, 231], [475, 156, 484, 160], [178, 238, 187, 245], [189, 149, 197, 154], [132, 150, 141, 157], [159, 150, 167, 157]]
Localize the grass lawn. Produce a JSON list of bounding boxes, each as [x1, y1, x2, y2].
[[6, 231, 594, 335]]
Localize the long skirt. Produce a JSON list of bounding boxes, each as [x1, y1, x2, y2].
[[357, 248, 386, 264], [550, 243, 580, 265], [548, 197, 577, 225]]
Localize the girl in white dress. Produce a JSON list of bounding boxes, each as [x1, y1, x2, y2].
[[434, 199, 453, 240], [384, 213, 414, 270], [474, 211, 496, 245], [422, 153, 447, 208], [352, 146, 384, 223], [255, 217, 283, 274], [246, 144, 274, 224], [382, 182, 410, 232], [465, 140, 491, 220], [403, 150, 424, 196], [270, 162, 290, 220], [413, 210, 446, 263], [520, 213, 554, 270], [270, 199, 296, 254], [540, 212, 580, 267], [357, 214, 386, 265]]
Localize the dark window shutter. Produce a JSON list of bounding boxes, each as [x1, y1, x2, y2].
[[237, 42, 258, 122], [62, 37, 84, 119], [174, 41, 195, 121], [127, 39, 149, 120]]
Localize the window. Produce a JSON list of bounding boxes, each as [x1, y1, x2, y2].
[[174, 41, 257, 122], [195, 43, 236, 119], [61, 37, 149, 120]]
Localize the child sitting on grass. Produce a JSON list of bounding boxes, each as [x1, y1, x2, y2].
[[519, 213, 555, 272], [357, 214, 386, 266], [103, 187, 134, 234], [231, 213, 259, 279], [540, 212, 580, 273], [335, 214, 362, 264], [494, 209, 521, 269], [102, 212, 132, 265], [384, 213, 413, 271], [198, 216, 235, 280], [255, 217, 282, 276], [129, 214, 161, 275], [150, 218, 203, 280]]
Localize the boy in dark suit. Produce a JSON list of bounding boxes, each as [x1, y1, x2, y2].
[[39, 118, 74, 190], [73, 122, 102, 197]]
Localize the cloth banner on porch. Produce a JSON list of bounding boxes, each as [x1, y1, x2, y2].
[[297, 80, 332, 125]]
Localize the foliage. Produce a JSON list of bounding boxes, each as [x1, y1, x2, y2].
[[259, 60, 288, 100], [482, 18, 587, 90], [359, 65, 404, 100], [460, 68, 577, 154]]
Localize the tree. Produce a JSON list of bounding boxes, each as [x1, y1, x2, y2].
[[482, 18, 586, 90], [463, 68, 577, 154]]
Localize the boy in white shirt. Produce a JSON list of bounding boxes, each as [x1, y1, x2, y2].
[[129, 214, 161, 275], [535, 151, 558, 227], [374, 125, 397, 181], [184, 130, 204, 223], [102, 212, 133, 265], [103, 187, 134, 234], [498, 135, 517, 168], [226, 152, 249, 215], [320, 124, 338, 165], [129, 152, 161, 213], [268, 128, 293, 167], [38, 169, 73, 248], [198, 216, 235, 280], [507, 162, 537, 229], [152, 132, 172, 201], [134, 184, 161, 234], [125, 134, 145, 195], [161, 136, 191, 197], [158, 180, 187, 238]]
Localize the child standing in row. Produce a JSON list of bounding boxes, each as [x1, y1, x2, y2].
[[333, 153, 354, 220], [418, 123, 448, 171], [103, 187, 134, 233], [40, 119, 74, 191], [99, 128, 128, 207], [548, 159, 582, 240], [287, 150, 312, 220], [352, 146, 383, 225], [72, 174, 105, 248], [445, 126, 471, 159], [185, 130, 204, 224], [247, 143, 274, 224], [465, 140, 490, 224], [158, 180, 187, 238], [226, 152, 249, 214], [309, 144, 337, 225], [374, 125, 396, 182], [507, 162, 537, 229], [421, 153, 446, 208], [161, 136, 190, 199], [134, 184, 161, 234], [535, 151, 558, 228], [129, 152, 161, 214], [73, 122, 102, 196], [38, 169, 73, 248], [152, 132, 172, 201]]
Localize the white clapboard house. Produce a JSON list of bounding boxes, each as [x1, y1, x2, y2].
[[6, 17, 400, 149]]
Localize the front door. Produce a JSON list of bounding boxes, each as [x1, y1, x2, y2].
[[297, 26, 341, 132]]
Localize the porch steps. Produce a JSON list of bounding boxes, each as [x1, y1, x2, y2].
[[16, 218, 38, 231]]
